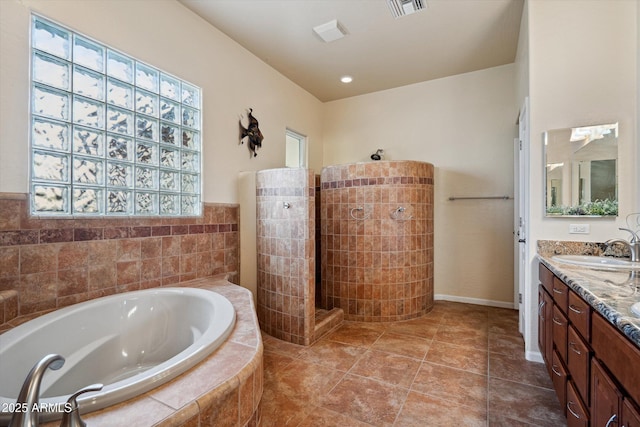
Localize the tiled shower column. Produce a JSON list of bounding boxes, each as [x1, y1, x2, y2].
[[256, 168, 315, 345], [320, 161, 434, 322]]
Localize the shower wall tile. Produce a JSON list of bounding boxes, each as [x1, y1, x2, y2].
[[321, 161, 434, 322], [0, 193, 239, 323], [256, 168, 315, 346]]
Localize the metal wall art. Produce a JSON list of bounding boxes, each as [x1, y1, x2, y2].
[[239, 108, 264, 157]]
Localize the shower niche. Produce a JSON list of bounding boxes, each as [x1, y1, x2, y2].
[[255, 161, 434, 345]]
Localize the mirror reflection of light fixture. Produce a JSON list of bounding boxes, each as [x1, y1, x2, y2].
[[546, 162, 564, 172], [570, 123, 618, 143]]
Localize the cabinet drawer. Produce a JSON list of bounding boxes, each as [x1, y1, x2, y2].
[[568, 325, 591, 404], [539, 263, 554, 294], [552, 277, 569, 313], [592, 312, 640, 404], [551, 350, 568, 413], [567, 380, 589, 427], [568, 291, 590, 341], [553, 305, 568, 362]]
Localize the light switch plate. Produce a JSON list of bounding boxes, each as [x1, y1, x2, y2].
[[569, 224, 590, 234]]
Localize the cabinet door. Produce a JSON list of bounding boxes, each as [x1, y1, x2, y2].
[[568, 325, 591, 404], [622, 398, 640, 427], [553, 305, 568, 362], [591, 358, 622, 427], [538, 286, 553, 366], [567, 380, 589, 427]]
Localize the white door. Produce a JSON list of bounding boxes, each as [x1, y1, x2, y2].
[[515, 98, 529, 334]]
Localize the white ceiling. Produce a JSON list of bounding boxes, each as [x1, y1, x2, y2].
[[179, 0, 524, 102]]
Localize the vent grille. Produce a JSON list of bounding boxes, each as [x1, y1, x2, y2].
[[387, 0, 427, 18]]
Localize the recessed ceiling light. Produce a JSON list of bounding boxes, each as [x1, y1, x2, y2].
[[340, 75, 353, 84]]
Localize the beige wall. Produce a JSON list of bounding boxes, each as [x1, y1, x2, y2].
[[0, 0, 324, 202], [322, 64, 518, 305], [520, 0, 638, 359]]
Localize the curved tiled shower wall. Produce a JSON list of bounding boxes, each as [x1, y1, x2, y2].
[[320, 161, 434, 322]]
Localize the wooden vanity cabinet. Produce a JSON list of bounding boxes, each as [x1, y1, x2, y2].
[[538, 262, 640, 426]]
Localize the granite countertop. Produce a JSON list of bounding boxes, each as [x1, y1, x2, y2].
[[537, 254, 640, 350]]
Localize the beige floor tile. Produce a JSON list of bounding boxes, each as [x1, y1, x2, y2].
[[433, 324, 489, 349], [488, 332, 525, 356], [324, 321, 386, 348], [425, 341, 489, 375], [394, 391, 487, 427], [411, 361, 488, 413], [299, 339, 367, 371], [371, 331, 432, 359], [350, 350, 422, 388], [297, 406, 373, 427], [384, 318, 440, 339], [270, 358, 346, 404], [321, 374, 409, 426], [489, 351, 553, 389], [488, 378, 565, 426]]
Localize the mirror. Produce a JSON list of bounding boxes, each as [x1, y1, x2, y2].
[[544, 122, 618, 216]]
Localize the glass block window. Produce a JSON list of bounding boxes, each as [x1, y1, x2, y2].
[[30, 15, 201, 216]]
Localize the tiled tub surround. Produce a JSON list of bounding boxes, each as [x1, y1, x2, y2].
[[256, 169, 316, 346], [2, 276, 263, 427], [537, 242, 640, 349], [320, 161, 434, 322], [0, 193, 239, 325]]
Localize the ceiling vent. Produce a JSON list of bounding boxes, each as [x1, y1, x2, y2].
[[387, 0, 427, 18], [313, 19, 347, 43]]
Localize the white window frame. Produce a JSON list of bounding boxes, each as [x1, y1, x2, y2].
[[285, 128, 307, 168]]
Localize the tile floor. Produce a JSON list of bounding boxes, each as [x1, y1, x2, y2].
[[259, 301, 567, 426]]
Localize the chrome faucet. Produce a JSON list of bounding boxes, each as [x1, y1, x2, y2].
[[9, 354, 65, 427], [605, 227, 640, 262]]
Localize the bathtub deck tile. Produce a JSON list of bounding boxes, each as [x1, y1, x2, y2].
[[150, 340, 253, 410]]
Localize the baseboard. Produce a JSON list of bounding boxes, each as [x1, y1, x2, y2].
[[434, 294, 516, 309]]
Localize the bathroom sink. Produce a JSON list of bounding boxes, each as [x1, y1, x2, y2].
[[552, 255, 640, 270]]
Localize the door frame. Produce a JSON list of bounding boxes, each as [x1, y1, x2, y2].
[[515, 97, 530, 335]]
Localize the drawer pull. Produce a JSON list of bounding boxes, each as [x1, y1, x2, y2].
[[553, 288, 564, 294], [569, 305, 583, 314], [569, 341, 582, 355], [552, 317, 563, 326], [551, 365, 562, 377], [567, 401, 581, 419], [605, 414, 618, 427], [538, 301, 546, 318]]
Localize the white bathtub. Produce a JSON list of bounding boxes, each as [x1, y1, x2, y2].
[[0, 287, 236, 423]]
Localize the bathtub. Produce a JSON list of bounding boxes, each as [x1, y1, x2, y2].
[[0, 287, 236, 423]]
